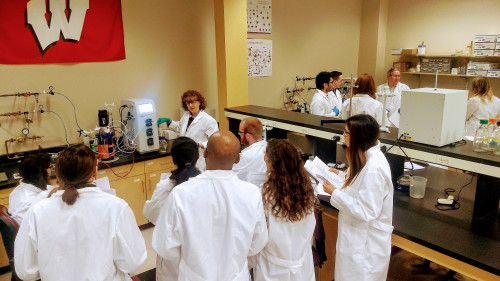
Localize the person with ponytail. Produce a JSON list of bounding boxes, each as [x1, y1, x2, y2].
[[253, 138, 317, 281], [14, 144, 146, 281], [322, 114, 393, 281], [143, 137, 201, 224], [9, 153, 54, 225]]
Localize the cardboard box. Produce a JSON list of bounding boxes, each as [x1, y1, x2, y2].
[[467, 62, 499, 70], [401, 49, 417, 55], [466, 69, 488, 76], [473, 49, 495, 56], [474, 42, 496, 50], [393, 62, 411, 72], [474, 35, 497, 43], [487, 70, 500, 77]]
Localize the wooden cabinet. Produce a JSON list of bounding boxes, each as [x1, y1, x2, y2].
[[96, 155, 175, 226], [318, 206, 339, 281], [0, 187, 14, 269], [113, 175, 148, 226]]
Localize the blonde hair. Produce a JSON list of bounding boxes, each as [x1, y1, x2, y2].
[[470, 77, 493, 103]]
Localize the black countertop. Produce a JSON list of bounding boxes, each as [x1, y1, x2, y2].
[[226, 105, 500, 168], [0, 147, 170, 190]]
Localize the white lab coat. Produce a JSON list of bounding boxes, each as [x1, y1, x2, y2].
[[341, 94, 385, 125], [152, 170, 268, 281], [8, 181, 53, 225], [169, 110, 219, 170], [14, 187, 147, 281], [232, 140, 267, 186], [376, 82, 410, 115], [143, 173, 173, 225], [464, 96, 500, 138], [329, 144, 394, 281], [254, 211, 316, 281], [328, 88, 343, 117], [311, 90, 337, 118]]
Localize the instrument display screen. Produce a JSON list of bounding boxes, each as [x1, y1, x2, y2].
[[138, 103, 154, 113]]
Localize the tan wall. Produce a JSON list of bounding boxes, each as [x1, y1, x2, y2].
[[248, 0, 363, 109], [0, 0, 218, 155], [383, 0, 500, 94]]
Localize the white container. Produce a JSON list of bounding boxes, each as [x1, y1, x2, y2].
[[474, 35, 497, 43], [474, 42, 496, 50], [488, 70, 500, 77], [391, 49, 402, 55], [409, 176, 427, 199], [467, 62, 499, 70], [474, 49, 495, 56], [399, 88, 468, 147], [467, 69, 489, 76]]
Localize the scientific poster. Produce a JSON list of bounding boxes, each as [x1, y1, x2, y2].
[[247, 0, 271, 33], [248, 38, 272, 77]]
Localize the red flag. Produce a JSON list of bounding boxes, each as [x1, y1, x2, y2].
[[0, 0, 125, 64]]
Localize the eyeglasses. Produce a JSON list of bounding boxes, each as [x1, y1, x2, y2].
[[343, 130, 350, 135], [185, 100, 199, 105], [238, 131, 252, 136]]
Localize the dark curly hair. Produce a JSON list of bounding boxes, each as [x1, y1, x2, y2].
[[19, 153, 51, 190], [262, 138, 316, 222], [181, 90, 207, 111]]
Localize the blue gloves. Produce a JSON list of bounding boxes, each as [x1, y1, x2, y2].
[[332, 106, 340, 116], [157, 118, 171, 126]]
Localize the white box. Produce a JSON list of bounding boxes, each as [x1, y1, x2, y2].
[[467, 69, 488, 76], [474, 42, 496, 50], [495, 50, 500, 56], [487, 70, 500, 77], [496, 43, 500, 50], [497, 35, 500, 43], [467, 62, 499, 70], [474, 35, 497, 43], [473, 49, 495, 56], [399, 88, 468, 147], [121, 98, 160, 154], [391, 49, 402, 55]]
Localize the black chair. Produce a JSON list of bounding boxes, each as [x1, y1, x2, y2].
[[0, 205, 21, 281]]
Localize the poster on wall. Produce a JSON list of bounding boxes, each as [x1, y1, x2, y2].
[[0, 0, 125, 64], [248, 38, 272, 77], [247, 0, 271, 34]]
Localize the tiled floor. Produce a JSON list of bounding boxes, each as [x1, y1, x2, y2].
[[0, 228, 476, 281]]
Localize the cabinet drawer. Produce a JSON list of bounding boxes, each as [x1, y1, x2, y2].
[[0, 187, 14, 208], [97, 162, 145, 182], [144, 156, 176, 173]]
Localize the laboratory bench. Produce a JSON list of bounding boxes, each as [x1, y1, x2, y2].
[[225, 105, 500, 281]]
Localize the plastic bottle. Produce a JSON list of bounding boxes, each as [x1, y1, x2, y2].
[[493, 121, 500, 156], [485, 118, 498, 152], [159, 136, 168, 153], [472, 119, 489, 153]]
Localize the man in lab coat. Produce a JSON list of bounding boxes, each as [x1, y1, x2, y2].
[[376, 68, 410, 126], [328, 70, 344, 118], [152, 130, 269, 281], [311, 71, 337, 117], [232, 117, 267, 186]]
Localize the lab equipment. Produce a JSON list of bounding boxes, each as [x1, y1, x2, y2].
[[98, 110, 109, 127], [485, 118, 498, 152], [409, 176, 427, 199], [493, 122, 500, 156], [398, 88, 468, 147], [121, 98, 159, 154], [472, 119, 489, 153], [159, 136, 168, 154], [378, 86, 395, 133]]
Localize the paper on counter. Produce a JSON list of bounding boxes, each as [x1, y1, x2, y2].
[[404, 161, 426, 171]]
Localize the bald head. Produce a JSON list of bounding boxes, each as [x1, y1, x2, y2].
[[239, 117, 263, 146], [204, 131, 241, 170]]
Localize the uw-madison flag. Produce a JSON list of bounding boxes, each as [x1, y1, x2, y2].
[[0, 0, 125, 64]]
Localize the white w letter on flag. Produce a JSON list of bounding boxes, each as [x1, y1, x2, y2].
[[27, 0, 89, 54]]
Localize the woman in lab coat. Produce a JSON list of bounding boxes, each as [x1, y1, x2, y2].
[[160, 90, 219, 170], [9, 153, 53, 225], [464, 77, 500, 138], [143, 137, 201, 281], [323, 114, 393, 281], [341, 73, 385, 126], [14, 144, 146, 281], [253, 138, 317, 281]]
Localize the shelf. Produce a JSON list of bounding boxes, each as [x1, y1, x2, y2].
[[398, 54, 500, 59], [401, 72, 500, 79]]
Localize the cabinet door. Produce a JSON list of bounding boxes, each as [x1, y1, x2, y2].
[[146, 168, 175, 200], [112, 175, 148, 226], [144, 156, 176, 174], [319, 207, 339, 281], [0, 187, 14, 268], [97, 162, 145, 182]]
